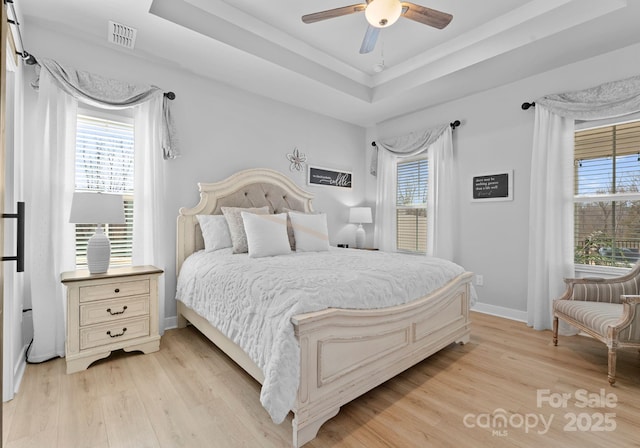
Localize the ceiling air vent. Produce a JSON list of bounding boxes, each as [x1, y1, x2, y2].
[[108, 21, 137, 49]]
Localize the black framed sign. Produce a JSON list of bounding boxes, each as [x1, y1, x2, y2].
[[472, 171, 513, 201], [307, 166, 352, 189]]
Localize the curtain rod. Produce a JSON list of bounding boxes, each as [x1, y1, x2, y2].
[[5, 0, 38, 65], [521, 102, 536, 110], [370, 120, 461, 147]]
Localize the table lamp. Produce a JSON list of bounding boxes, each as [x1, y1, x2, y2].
[[349, 207, 373, 249], [69, 192, 125, 274]]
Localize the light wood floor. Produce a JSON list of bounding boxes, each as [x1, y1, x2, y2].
[[3, 312, 640, 448]]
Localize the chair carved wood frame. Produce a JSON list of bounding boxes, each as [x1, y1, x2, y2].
[[553, 263, 640, 385]]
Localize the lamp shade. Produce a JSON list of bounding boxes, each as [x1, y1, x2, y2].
[[349, 207, 373, 224], [365, 0, 402, 28], [69, 192, 125, 224]]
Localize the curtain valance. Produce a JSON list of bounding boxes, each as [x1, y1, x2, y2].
[[38, 58, 179, 159], [376, 123, 449, 155], [536, 74, 640, 120], [371, 123, 449, 175]]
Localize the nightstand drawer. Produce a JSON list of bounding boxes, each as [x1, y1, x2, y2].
[[80, 316, 150, 350], [80, 296, 150, 326], [79, 279, 150, 302]]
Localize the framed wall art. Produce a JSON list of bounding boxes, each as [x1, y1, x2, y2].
[[471, 170, 513, 202], [307, 165, 352, 189]]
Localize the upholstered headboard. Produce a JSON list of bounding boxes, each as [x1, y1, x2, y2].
[[176, 168, 314, 273]]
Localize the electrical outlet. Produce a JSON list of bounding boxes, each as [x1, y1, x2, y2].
[[475, 274, 484, 286]]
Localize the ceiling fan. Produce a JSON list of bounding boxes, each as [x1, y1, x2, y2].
[[302, 0, 453, 54]]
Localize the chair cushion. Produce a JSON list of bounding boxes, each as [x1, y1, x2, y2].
[[554, 300, 624, 337]]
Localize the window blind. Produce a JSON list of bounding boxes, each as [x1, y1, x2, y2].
[[574, 120, 640, 267], [75, 114, 135, 267], [396, 158, 428, 253]]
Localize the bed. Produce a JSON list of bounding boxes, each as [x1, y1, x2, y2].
[[175, 168, 473, 447]]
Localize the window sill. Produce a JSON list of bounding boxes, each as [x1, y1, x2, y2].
[[574, 264, 631, 279]]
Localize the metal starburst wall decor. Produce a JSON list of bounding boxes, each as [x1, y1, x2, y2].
[[287, 147, 307, 172]]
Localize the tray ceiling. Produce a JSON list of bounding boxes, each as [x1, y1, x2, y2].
[[19, 0, 640, 126]]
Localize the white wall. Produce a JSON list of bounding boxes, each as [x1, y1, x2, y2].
[[371, 41, 640, 319], [22, 24, 367, 329]]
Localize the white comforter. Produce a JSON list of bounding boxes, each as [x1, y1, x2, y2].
[[175, 247, 467, 424]]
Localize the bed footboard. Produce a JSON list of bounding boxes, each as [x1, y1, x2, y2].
[[290, 272, 472, 447]]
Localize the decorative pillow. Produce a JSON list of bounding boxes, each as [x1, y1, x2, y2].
[[221, 206, 270, 253], [281, 207, 300, 251], [288, 212, 330, 252], [196, 214, 232, 252], [241, 212, 291, 258]]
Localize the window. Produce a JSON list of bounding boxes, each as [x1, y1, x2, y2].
[[74, 112, 134, 267], [574, 119, 640, 267], [396, 158, 428, 253]]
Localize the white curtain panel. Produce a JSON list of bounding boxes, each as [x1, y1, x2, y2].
[[427, 127, 455, 259], [374, 148, 398, 251], [527, 75, 640, 331], [133, 97, 166, 333], [526, 106, 575, 331], [374, 124, 454, 256], [25, 71, 77, 361]]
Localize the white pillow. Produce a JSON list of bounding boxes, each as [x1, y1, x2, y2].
[[196, 215, 232, 252], [241, 212, 292, 258], [221, 206, 270, 253], [289, 212, 330, 252]]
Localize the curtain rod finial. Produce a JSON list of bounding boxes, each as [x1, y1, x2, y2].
[[450, 120, 461, 129], [164, 92, 176, 100], [371, 141, 377, 147], [521, 101, 535, 110], [18, 50, 38, 65]]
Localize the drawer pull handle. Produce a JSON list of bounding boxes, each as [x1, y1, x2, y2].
[[106, 328, 127, 338], [106, 306, 128, 316], [114, 288, 120, 293]]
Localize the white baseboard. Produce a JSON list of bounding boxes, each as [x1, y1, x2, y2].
[[472, 302, 527, 322], [164, 316, 178, 331], [14, 346, 27, 394], [4, 343, 28, 402]]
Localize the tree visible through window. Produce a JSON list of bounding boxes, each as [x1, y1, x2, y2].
[[75, 113, 134, 267], [574, 120, 640, 267], [396, 158, 428, 253]]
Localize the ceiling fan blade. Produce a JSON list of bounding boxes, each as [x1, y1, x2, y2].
[[401, 2, 453, 29], [302, 4, 366, 24], [359, 25, 380, 54]]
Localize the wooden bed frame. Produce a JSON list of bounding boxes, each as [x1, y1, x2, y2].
[[176, 168, 472, 447]]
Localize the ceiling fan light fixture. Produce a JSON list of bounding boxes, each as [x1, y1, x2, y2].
[[365, 0, 402, 28]]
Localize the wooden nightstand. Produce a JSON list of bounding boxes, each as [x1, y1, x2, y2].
[[61, 265, 163, 374]]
